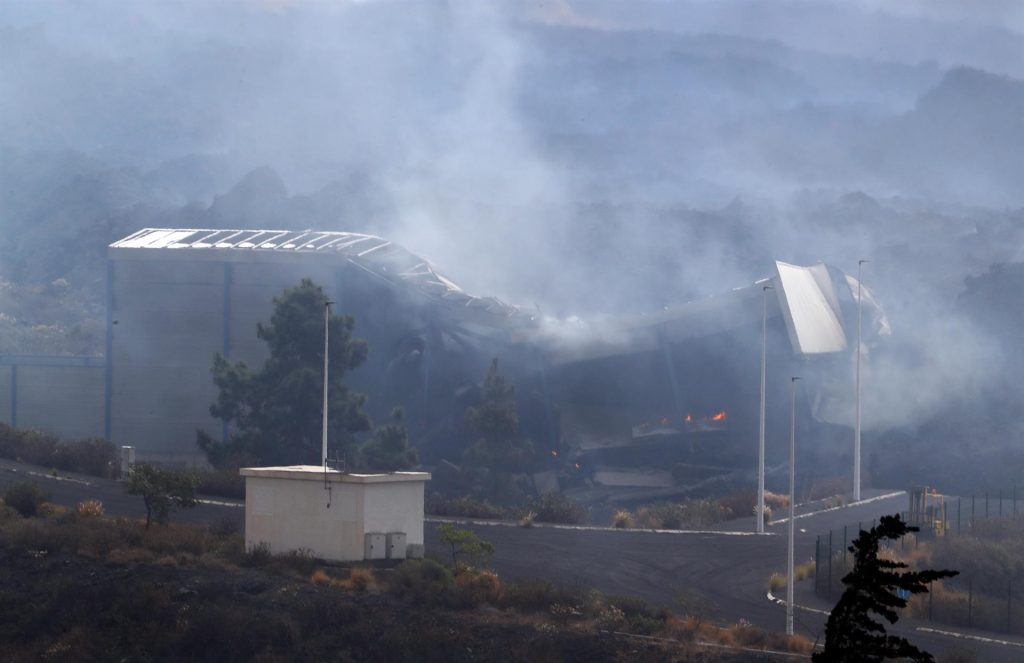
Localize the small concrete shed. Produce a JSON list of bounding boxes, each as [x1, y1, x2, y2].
[[240, 466, 431, 562]]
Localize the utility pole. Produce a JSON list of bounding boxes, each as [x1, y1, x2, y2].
[[787, 376, 801, 636], [758, 284, 774, 534], [854, 259, 869, 502], [322, 300, 333, 469]]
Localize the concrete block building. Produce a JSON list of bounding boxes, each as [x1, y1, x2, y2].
[[240, 466, 430, 561]]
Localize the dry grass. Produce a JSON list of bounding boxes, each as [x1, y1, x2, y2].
[[75, 500, 104, 518], [518, 511, 536, 528], [768, 572, 786, 592], [611, 509, 634, 529], [456, 567, 504, 605], [338, 566, 378, 591], [663, 614, 813, 654], [39, 503, 68, 518], [794, 559, 816, 582], [764, 491, 790, 509], [311, 566, 381, 590], [106, 547, 156, 565]]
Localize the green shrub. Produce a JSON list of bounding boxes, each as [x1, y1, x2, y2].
[[193, 469, 245, 499], [529, 492, 586, 525], [126, 464, 198, 528], [424, 493, 506, 519], [390, 559, 455, 604], [51, 438, 118, 478], [243, 541, 273, 566], [0, 425, 118, 478], [503, 580, 597, 615], [636, 498, 733, 530], [3, 481, 49, 517], [438, 522, 494, 568]]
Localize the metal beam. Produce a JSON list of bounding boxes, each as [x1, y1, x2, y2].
[[0, 355, 104, 368], [9, 365, 16, 428], [104, 260, 114, 440]]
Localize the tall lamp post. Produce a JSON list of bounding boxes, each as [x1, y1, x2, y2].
[[322, 300, 334, 470], [854, 260, 869, 502], [758, 284, 774, 534], [787, 375, 800, 636]]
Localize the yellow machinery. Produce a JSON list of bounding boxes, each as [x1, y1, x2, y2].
[[909, 486, 946, 537]]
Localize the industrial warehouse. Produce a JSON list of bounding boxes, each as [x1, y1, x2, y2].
[[1, 227, 888, 500]]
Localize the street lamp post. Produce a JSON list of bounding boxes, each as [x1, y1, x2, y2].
[[758, 284, 774, 534], [322, 300, 333, 470], [787, 375, 800, 636], [854, 260, 868, 503]]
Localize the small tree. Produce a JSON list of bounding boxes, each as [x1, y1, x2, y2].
[[3, 481, 49, 518], [463, 359, 533, 469], [361, 408, 417, 472], [438, 522, 494, 569], [814, 514, 958, 663], [199, 279, 371, 467], [126, 465, 198, 528]]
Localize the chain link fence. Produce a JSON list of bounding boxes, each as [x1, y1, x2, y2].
[[814, 490, 1024, 635]]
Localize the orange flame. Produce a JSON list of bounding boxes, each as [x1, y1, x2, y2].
[[684, 414, 693, 424], [550, 450, 558, 457], [711, 411, 727, 422]]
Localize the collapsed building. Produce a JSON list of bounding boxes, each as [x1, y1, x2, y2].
[[9, 227, 887, 499]]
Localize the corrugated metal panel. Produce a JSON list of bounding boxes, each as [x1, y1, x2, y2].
[[110, 228, 530, 329], [775, 261, 848, 355]]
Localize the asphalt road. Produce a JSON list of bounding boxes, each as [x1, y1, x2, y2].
[[2, 458, 1020, 661]]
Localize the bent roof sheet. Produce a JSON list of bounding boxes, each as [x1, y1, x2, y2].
[[774, 261, 848, 354], [110, 228, 530, 329]]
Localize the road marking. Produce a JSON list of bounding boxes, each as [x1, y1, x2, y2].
[[916, 627, 1024, 648], [766, 593, 1024, 650], [4, 467, 94, 487], [426, 516, 774, 536], [766, 590, 831, 616], [197, 498, 243, 508], [771, 491, 906, 525]]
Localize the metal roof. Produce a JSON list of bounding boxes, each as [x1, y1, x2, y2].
[[110, 228, 531, 329]]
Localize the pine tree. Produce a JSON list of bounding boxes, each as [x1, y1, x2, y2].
[[361, 408, 417, 472], [814, 514, 957, 663], [198, 279, 371, 467], [462, 358, 534, 473]]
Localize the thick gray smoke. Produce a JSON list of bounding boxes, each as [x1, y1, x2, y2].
[[2, 0, 1022, 438]]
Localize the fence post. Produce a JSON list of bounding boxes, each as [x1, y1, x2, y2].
[[929, 581, 933, 622], [969, 580, 973, 627], [843, 525, 848, 563], [815, 535, 821, 596], [828, 529, 833, 599]]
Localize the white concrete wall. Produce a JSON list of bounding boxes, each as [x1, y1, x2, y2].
[[246, 476, 366, 560], [363, 481, 425, 546], [243, 472, 428, 562]]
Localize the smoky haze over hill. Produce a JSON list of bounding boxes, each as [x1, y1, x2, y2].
[[2, 0, 1024, 487]]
